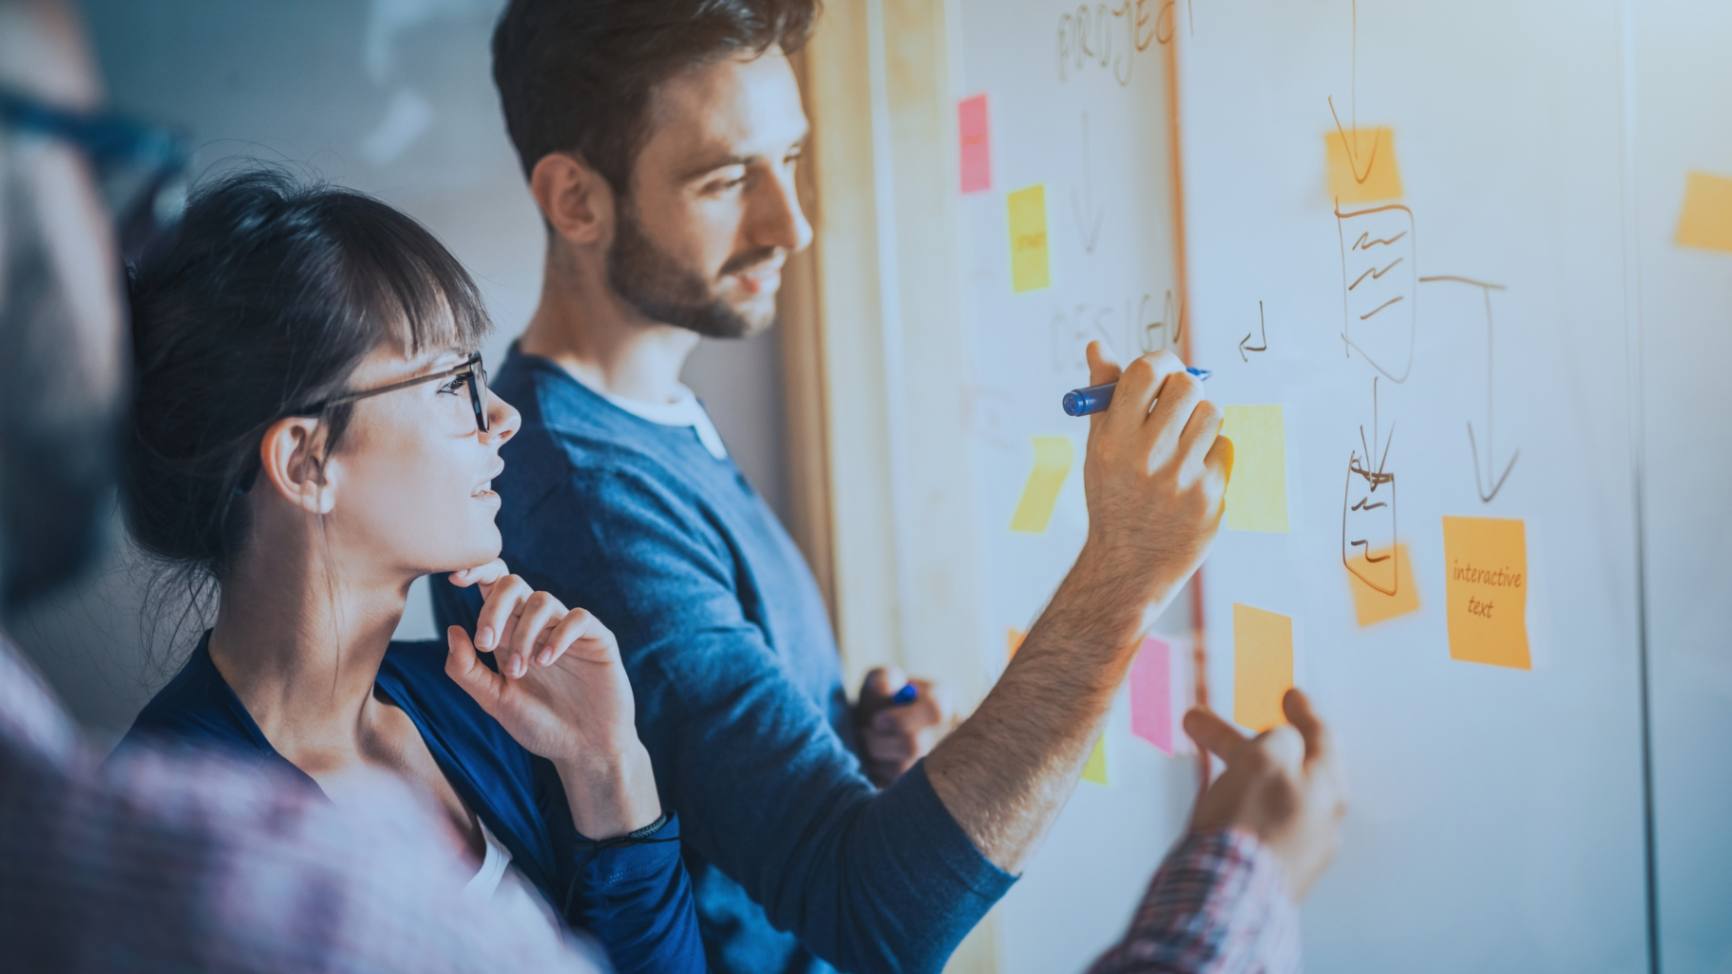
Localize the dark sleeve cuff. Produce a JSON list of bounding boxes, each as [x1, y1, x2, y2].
[[896, 760, 1020, 899], [568, 812, 684, 887], [562, 813, 706, 974]]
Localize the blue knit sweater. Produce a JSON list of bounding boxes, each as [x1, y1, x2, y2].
[[433, 346, 1015, 974]]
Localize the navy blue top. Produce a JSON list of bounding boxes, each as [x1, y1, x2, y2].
[[433, 347, 1016, 974], [118, 635, 705, 974]]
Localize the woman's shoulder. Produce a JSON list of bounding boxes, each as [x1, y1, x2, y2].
[[116, 637, 267, 758]]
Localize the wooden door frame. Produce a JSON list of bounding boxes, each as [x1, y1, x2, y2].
[[779, 1, 998, 970]]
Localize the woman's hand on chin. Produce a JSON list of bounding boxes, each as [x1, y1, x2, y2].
[[444, 561, 663, 838]]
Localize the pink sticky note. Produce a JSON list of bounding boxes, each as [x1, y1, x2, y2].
[[958, 94, 991, 194], [1130, 637, 1173, 754]]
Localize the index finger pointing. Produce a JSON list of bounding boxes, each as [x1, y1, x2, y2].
[[1182, 707, 1250, 763], [1282, 687, 1333, 768]]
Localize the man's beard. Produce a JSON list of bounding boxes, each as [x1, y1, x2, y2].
[[606, 203, 780, 340]]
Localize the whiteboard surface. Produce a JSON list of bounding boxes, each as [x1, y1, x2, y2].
[[937, 0, 1732, 970]]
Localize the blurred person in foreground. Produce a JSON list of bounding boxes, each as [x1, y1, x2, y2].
[[0, 1, 602, 969]]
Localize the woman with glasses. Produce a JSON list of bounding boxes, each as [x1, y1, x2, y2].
[[113, 169, 704, 974]]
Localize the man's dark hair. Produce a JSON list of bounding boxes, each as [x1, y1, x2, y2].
[[491, 0, 820, 194]]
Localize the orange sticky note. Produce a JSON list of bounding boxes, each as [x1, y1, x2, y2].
[[1233, 604, 1293, 733], [1007, 627, 1026, 661], [1009, 436, 1072, 533], [1081, 735, 1109, 785], [1442, 517, 1530, 669], [1324, 126, 1404, 204], [1676, 171, 1732, 254], [1007, 184, 1052, 293], [1221, 405, 1289, 533], [1347, 544, 1421, 627]]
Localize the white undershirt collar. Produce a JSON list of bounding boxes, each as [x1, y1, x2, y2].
[[567, 370, 730, 461]]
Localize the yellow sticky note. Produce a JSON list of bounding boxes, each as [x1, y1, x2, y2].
[[1233, 604, 1293, 733], [1348, 544, 1421, 627], [1676, 171, 1732, 253], [1007, 628, 1026, 661], [1324, 127, 1404, 204], [1081, 735, 1109, 785], [1009, 436, 1073, 533], [1442, 517, 1530, 669], [1221, 405, 1288, 533], [1007, 184, 1052, 293]]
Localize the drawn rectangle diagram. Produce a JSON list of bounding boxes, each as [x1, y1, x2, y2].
[[1342, 452, 1397, 594], [1337, 202, 1416, 383]]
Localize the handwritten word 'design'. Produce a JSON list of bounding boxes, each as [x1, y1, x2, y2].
[[1056, 0, 1187, 86]]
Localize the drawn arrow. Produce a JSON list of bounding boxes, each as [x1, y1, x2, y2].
[[1420, 275, 1517, 495], [1465, 285, 1518, 502], [1070, 112, 1105, 255], [1238, 300, 1269, 362], [1421, 275, 1518, 502], [1327, 0, 1381, 187]]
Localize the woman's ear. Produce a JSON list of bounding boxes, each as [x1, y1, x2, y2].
[[257, 417, 337, 515], [529, 150, 614, 248]]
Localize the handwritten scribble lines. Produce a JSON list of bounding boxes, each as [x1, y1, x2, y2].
[[1348, 257, 1405, 290], [1358, 295, 1404, 320], [1353, 229, 1408, 251]]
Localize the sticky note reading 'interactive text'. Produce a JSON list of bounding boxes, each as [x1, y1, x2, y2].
[[1221, 405, 1289, 533], [1348, 544, 1421, 627], [1007, 184, 1052, 293], [1130, 636, 1173, 754], [1082, 735, 1109, 785], [1324, 126, 1404, 204], [1233, 604, 1293, 733], [958, 94, 991, 194], [1676, 171, 1732, 254], [1007, 627, 1026, 661], [1009, 436, 1073, 533], [1442, 516, 1530, 669]]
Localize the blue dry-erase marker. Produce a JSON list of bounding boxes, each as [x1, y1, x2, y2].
[[890, 683, 919, 706], [1061, 367, 1213, 417]]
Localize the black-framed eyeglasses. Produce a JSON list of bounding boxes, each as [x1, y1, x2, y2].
[[0, 85, 191, 259], [297, 353, 492, 434]]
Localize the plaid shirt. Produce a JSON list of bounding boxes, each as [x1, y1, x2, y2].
[[1087, 829, 1302, 973], [0, 638, 604, 974]]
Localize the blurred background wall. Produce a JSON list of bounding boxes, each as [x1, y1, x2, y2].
[[13, 0, 794, 744]]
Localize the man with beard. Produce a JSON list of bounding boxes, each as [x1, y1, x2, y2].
[[437, 2, 1346, 972], [0, 1, 602, 968]]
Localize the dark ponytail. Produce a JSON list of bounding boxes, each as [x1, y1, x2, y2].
[[120, 168, 491, 610]]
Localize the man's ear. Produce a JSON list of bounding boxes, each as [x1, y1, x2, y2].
[[529, 151, 614, 247], [257, 417, 337, 516]]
